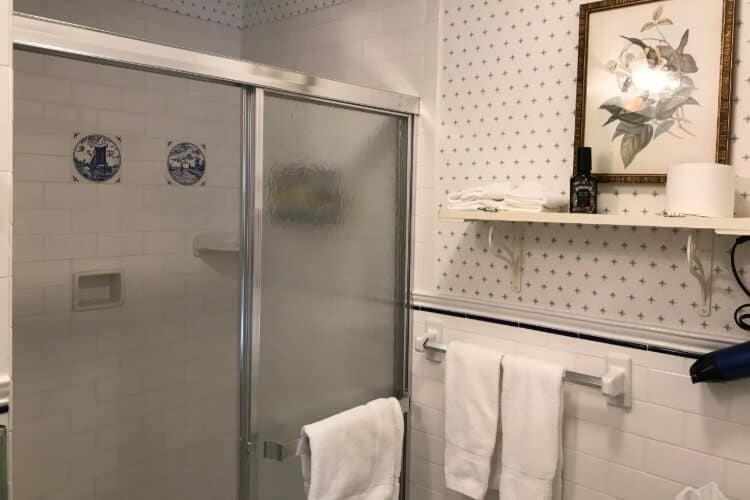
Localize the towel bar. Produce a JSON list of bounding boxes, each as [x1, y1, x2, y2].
[[262, 397, 410, 462], [422, 339, 602, 388], [421, 338, 632, 407]]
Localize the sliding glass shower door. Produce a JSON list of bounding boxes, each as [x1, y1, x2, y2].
[[11, 50, 242, 500], [249, 92, 410, 499]]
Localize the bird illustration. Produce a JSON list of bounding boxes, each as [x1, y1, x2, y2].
[[620, 36, 661, 67]]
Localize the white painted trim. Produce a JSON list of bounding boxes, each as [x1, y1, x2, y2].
[[412, 292, 737, 354]]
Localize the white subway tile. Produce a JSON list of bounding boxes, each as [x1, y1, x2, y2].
[[606, 463, 684, 500], [724, 460, 750, 500], [97, 232, 144, 257], [411, 430, 444, 465], [42, 234, 98, 260], [71, 82, 122, 110], [43, 183, 99, 209], [120, 89, 168, 114], [14, 154, 71, 182], [14, 133, 70, 156], [71, 209, 122, 233], [0, 67, 8, 175], [14, 182, 43, 208], [640, 368, 731, 419], [13, 73, 72, 104], [97, 110, 146, 134], [562, 482, 619, 500], [727, 378, 750, 426], [14, 260, 71, 289], [574, 420, 645, 469], [411, 457, 445, 491], [563, 449, 612, 494], [411, 402, 444, 437], [683, 413, 750, 464], [14, 209, 72, 235], [643, 439, 725, 488], [411, 375, 444, 410]]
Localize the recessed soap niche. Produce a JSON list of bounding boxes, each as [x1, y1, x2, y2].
[[73, 270, 125, 312]]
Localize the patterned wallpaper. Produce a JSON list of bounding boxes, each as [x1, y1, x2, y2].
[[132, 0, 353, 28], [436, 0, 750, 341]]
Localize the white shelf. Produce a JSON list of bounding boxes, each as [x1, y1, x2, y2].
[[438, 208, 750, 236], [193, 232, 240, 256], [438, 208, 750, 316]]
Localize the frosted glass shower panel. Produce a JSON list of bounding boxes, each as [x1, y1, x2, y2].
[[256, 94, 408, 499]]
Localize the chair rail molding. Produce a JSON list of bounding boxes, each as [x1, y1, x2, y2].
[[411, 292, 736, 355]]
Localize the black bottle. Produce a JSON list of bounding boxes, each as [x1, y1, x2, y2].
[[570, 147, 598, 214]]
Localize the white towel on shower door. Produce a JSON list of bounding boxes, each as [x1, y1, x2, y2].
[[498, 355, 565, 500], [444, 341, 504, 499], [297, 397, 404, 500]]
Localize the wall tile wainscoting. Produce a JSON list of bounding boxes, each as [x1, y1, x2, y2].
[[410, 310, 750, 500]]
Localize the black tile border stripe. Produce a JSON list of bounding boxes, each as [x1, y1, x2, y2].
[[411, 304, 703, 360]]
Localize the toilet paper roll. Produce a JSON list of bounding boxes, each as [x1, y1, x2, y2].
[[735, 166, 750, 217], [666, 163, 735, 218]]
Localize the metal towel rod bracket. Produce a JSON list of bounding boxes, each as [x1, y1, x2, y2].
[[420, 337, 632, 408]]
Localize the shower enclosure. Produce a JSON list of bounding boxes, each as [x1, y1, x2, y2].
[[10, 13, 416, 500]]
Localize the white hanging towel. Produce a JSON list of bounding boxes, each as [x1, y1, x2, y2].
[[675, 482, 729, 500], [498, 355, 566, 500], [444, 341, 504, 499], [503, 181, 568, 212], [298, 397, 404, 500]]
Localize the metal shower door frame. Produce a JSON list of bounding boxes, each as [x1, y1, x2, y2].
[[12, 14, 417, 500], [243, 89, 415, 500]]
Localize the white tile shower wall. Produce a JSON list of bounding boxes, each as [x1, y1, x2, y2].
[[410, 310, 750, 500], [11, 52, 241, 500], [240, 0, 440, 293], [435, 0, 750, 341], [14, 0, 243, 58]]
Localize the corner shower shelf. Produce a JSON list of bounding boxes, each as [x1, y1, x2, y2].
[[193, 232, 240, 257], [438, 208, 750, 318]]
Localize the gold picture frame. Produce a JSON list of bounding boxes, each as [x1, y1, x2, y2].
[[573, 0, 736, 183]]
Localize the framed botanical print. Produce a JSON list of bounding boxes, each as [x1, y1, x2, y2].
[[574, 0, 736, 183]]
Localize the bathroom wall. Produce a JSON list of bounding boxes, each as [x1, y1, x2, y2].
[[410, 311, 750, 500], [238, 2, 750, 500], [11, 51, 242, 500], [240, 0, 440, 294], [14, 0, 243, 58], [434, 0, 750, 343]]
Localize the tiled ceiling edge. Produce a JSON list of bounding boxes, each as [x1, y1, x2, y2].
[[243, 0, 354, 28], [132, 0, 245, 29], [130, 0, 355, 30]]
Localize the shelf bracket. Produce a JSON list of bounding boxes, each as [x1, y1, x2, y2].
[[687, 231, 714, 317], [488, 222, 525, 293]]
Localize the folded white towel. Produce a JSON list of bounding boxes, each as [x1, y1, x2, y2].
[[504, 182, 568, 211], [498, 355, 566, 500], [298, 398, 404, 500], [447, 200, 483, 210], [444, 341, 504, 499], [448, 182, 513, 202]]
